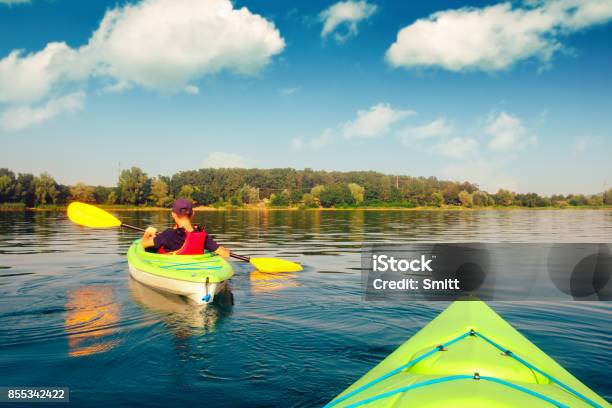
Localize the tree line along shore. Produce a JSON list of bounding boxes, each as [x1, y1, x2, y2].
[[1, 167, 611, 210]]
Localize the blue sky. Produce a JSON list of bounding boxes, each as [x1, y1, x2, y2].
[[0, 0, 610, 194]]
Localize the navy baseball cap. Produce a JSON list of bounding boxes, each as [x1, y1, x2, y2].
[[172, 198, 193, 216]]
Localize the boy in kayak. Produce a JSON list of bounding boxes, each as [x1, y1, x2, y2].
[[140, 198, 230, 257]]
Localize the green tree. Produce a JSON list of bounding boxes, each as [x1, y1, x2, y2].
[[12, 166, 606, 210], [458, 190, 473, 207], [150, 178, 172, 207], [0, 169, 16, 203], [302, 193, 317, 208], [603, 188, 612, 205], [319, 185, 355, 208], [230, 194, 243, 206], [193, 189, 216, 206], [70, 182, 95, 203], [311, 185, 325, 198], [380, 176, 392, 201], [472, 191, 490, 207], [56, 184, 70, 205], [441, 182, 461, 205], [348, 183, 365, 204], [289, 190, 302, 205], [106, 190, 118, 204], [14, 173, 35, 207], [588, 195, 603, 206], [517, 193, 546, 207], [568, 194, 587, 206], [118, 167, 150, 205], [364, 184, 381, 204], [93, 186, 113, 204], [550, 194, 564, 206], [240, 185, 260, 204], [431, 192, 444, 207], [495, 189, 514, 206], [153, 168, 480, 207], [270, 190, 289, 206], [0, 176, 14, 202], [33, 172, 58, 205], [178, 184, 194, 200]]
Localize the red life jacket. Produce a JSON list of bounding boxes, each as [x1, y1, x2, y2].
[[158, 226, 207, 255]]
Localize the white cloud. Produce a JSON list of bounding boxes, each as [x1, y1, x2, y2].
[[399, 112, 539, 190], [546, 0, 612, 30], [312, 128, 333, 148], [433, 136, 478, 158], [202, 152, 256, 168], [399, 117, 453, 141], [343, 103, 413, 139], [570, 135, 599, 154], [280, 87, 299, 96], [291, 137, 304, 150], [0, 91, 85, 132], [0, 43, 86, 104], [0, 0, 285, 105], [320, 0, 377, 43], [184, 85, 200, 95], [386, 0, 612, 72], [441, 159, 518, 192], [400, 117, 476, 158], [571, 136, 588, 153], [486, 111, 536, 151], [86, 0, 285, 91], [292, 128, 333, 150], [0, 0, 30, 4]]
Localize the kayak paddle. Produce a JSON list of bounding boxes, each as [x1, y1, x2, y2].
[[67, 202, 303, 273]]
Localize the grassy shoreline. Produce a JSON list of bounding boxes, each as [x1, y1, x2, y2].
[[2, 203, 612, 212]]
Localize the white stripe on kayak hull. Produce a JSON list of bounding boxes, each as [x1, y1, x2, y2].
[[128, 264, 227, 305]]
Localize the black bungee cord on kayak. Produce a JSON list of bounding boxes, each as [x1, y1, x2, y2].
[[324, 329, 603, 408]]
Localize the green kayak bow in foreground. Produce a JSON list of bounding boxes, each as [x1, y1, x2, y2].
[[327, 301, 609, 408]]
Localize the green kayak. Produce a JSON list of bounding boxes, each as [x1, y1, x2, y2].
[[327, 301, 609, 408], [127, 240, 234, 305]]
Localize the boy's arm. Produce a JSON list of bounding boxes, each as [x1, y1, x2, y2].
[[214, 246, 230, 258], [140, 227, 158, 249], [205, 234, 230, 257]]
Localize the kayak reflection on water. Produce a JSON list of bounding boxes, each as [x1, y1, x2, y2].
[[64, 285, 121, 358], [128, 278, 233, 339], [249, 270, 300, 295]]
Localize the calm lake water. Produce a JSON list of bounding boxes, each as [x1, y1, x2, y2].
[[1, 210, 611, 407]]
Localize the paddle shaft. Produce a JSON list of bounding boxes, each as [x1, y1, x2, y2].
[[120, 223, 145, 233], [118, 223, 251, 262], [229, 252, 251, 262]]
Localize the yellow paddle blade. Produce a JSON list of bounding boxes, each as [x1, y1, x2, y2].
[[249, 258, 303, 273], [67, 202, 122, 228]]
